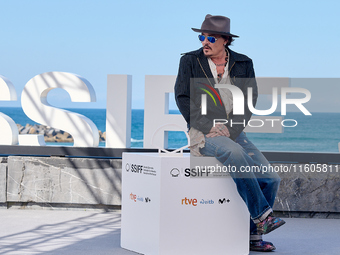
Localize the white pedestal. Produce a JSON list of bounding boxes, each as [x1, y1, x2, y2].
[[121, 153, 249, 255]]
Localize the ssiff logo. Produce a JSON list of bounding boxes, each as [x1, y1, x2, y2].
[[170, 168, 180, 177], [125, 163, 144, 173]]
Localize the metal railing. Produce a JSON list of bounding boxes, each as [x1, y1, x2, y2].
[[0, 145, 339, 164]]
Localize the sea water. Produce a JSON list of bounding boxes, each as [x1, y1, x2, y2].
[[0, 107, 339, 153]]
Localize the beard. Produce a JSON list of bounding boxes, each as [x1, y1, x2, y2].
[[203, 46, 212, 57]]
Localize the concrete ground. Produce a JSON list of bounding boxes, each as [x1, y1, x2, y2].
[[0, 208, 339, 255]]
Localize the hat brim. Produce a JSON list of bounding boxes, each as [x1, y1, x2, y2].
[[191, 28, 239, 38]]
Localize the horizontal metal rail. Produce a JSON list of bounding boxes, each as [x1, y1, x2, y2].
[[0, 145, 339, 164]]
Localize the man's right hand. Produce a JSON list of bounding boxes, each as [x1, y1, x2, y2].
[[206, 124, 230, 138]]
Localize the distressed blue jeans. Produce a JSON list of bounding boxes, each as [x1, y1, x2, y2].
[[199, 132, 281, 237]]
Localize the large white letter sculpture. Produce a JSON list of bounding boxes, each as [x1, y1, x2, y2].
[[144, 75, 187, 149], [0, 75, 19, 145], [21, 72, 99, 147], [105, 75, 132, 148]]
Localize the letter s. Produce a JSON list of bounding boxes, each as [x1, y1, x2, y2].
[[21, 72, 99, 147], [0, 75, 18, 145], [184, 168, 190, 177]]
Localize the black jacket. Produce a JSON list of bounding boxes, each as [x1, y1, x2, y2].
[[174, 47, 258, 140]]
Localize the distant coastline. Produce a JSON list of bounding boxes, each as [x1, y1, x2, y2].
[[16, 123, 105, 143]]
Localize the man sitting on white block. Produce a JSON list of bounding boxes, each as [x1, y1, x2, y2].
[[175, 14, 285, 252]]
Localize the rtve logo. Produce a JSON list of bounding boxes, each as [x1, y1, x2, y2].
[[130, 193, 136, 202], [181, 197, 197, 206]]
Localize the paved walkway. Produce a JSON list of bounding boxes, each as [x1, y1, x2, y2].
[[0, 208, 339, 254]]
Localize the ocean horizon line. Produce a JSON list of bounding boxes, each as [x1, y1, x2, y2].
[[1, 106, 339, 114], [0, 107, 339, 152]]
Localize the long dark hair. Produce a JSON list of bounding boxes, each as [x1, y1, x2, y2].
[[222, 35, 234, 47]]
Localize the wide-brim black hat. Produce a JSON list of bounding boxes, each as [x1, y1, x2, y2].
[[192, 14, 239, 38]]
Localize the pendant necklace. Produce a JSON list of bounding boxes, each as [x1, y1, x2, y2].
[[217, 51, 229, 82]]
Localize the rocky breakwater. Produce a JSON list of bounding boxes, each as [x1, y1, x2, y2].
[[17, 124, 106, 143]]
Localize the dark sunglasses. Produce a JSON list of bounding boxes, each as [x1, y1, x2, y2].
[[198, 35, 218, 43]]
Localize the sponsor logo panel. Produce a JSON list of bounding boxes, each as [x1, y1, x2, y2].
[[129, 192, 152, 204], [181, 197, 231, 206], [126, 163, 157, 176], [170, 167, 230, 178]]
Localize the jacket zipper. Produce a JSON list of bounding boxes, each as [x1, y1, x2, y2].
[[197, 57, 214, 87], [229, 61, 236, 84]]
